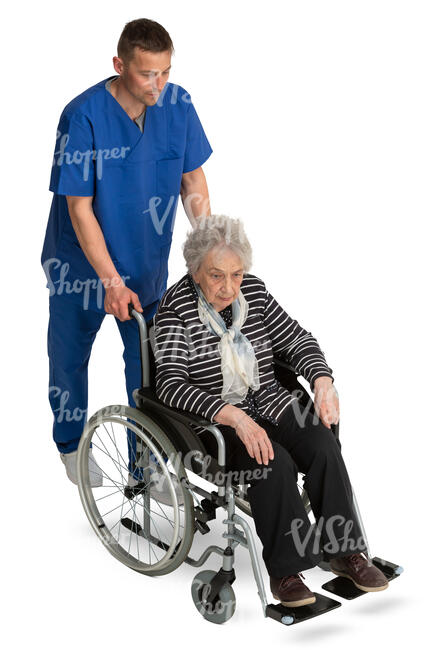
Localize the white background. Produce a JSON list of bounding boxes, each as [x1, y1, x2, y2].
[[2, 0, 424, 647]]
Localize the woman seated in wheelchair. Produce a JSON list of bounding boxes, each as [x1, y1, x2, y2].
[[152, 214, 388, 607]]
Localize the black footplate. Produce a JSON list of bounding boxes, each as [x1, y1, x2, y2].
[[266, 592, 341, 625], [321, 556, 403, 600]]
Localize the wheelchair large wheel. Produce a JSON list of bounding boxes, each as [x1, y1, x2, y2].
[[77, 405, 194, 576]]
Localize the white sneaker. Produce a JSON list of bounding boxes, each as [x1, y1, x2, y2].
[[127, 459, 184, 506], [60, 449, 103, 487]]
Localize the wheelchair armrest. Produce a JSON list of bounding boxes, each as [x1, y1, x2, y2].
[[135, 388, 211, 430], [273, 357, 298, 374]]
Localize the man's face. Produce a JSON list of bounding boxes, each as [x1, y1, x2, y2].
[[114, 48, 172, 105]]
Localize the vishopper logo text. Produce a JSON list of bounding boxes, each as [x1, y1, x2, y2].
[[42, 258, 130, 310], [154, 321, 277, 363], [52, 129, 131, 182], [49, 385, 88, 424], [284, 515, 367, 557]]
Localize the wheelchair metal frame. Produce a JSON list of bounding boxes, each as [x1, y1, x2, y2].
[[123, 308, 404, 625], [77, 304, 403, 625]]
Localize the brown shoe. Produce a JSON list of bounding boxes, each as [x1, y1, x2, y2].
[[329, 553, 389, 592], [270, 573, 316, 607]]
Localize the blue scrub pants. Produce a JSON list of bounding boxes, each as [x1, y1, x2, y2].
[[47, 293, 143, 455]]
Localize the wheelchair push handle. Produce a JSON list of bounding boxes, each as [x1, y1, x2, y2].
[[127, 302, 150, 388], [128, 301, 143, 320]]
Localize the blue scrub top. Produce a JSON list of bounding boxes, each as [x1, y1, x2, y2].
[[41, 77, 213, 320]]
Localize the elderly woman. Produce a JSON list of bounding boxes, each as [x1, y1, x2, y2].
[[153, 215, 388, 607]]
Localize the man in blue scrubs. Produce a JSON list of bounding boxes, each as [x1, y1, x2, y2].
[[41, 18, 212, 487]]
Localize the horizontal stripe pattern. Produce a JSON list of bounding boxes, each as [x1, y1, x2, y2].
[[153, 273, 333, 427]]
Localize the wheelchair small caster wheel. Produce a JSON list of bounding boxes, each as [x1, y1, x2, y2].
[[191, 570, 236, 624], [281, 615, 294, 625]]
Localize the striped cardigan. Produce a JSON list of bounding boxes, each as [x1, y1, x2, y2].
[[153, 273, 334, 425]]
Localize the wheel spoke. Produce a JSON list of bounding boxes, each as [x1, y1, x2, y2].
[[96, 458, 175, 560], [79, 409, 193, 571]]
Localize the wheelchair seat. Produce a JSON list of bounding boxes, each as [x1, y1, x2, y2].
[[135, 320, 327, 481], [76, 308, 401, 626]]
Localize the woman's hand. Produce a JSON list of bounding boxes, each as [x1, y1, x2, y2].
[[313, 377, 340, 429], [214, 405, 274, 465], [234, 413, 275, 465]]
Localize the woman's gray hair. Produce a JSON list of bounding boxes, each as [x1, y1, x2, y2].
[[183, 214, 252, 275]]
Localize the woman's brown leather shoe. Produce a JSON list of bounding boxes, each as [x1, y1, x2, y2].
[[329, 553, 389, 592], [270, 573, 316, 607]]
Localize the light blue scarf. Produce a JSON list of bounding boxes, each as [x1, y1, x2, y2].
[[193, 279, 260, 404]]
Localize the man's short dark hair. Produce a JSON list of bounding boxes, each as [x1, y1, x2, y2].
[[117, 18, 174, 63]]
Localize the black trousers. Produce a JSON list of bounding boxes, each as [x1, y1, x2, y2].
[[200, 403, 367, 578]]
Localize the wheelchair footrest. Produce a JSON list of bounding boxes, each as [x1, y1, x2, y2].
[[266, 592, 341, 625], [321, 556, 403, 600]]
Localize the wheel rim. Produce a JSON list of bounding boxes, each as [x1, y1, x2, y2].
[[77, 406, 193, 573]]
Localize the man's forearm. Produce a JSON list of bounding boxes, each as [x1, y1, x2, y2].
[[66, 196, 122, 288], [180, 167, 211, 224]]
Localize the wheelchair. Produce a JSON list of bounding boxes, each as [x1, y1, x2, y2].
[[76, 307, 403, 626]]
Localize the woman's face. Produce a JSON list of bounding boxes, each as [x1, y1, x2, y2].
[[193, 245, 244, 311]]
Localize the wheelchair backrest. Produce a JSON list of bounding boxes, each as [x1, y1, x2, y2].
[[146, 324, 157, 389]]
